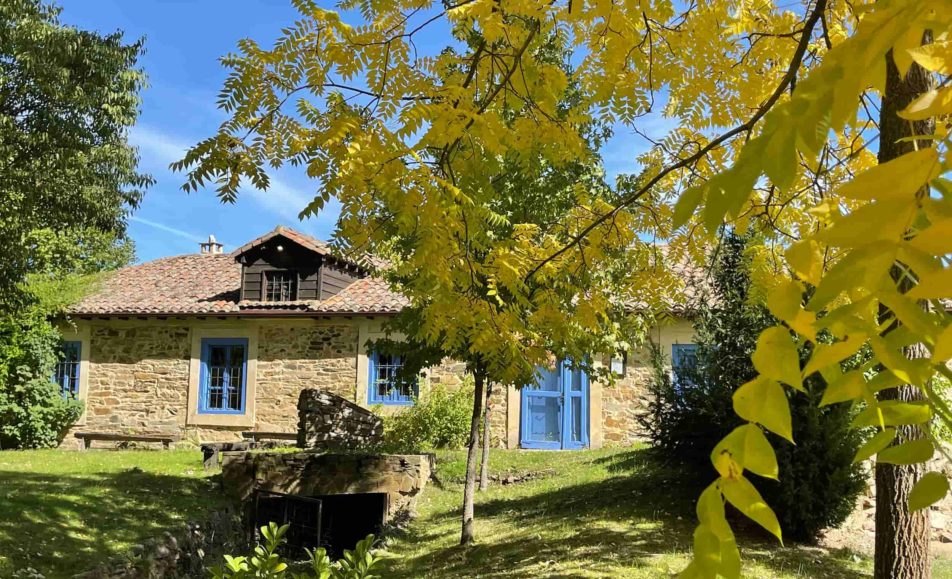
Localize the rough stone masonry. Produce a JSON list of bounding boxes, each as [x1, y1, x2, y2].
[[297, 388, 384, 449]]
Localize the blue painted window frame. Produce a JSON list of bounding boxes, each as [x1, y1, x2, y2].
[[368, 350, 417, 405], [519, 360, 589, 450], [198, 338, 249, 414], [672, 343, 698, 389], [53, 341, 82, 399]]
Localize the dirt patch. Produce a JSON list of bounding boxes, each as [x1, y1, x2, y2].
[[489, 468, 556, 486]]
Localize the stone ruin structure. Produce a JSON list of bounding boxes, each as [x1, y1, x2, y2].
[[296, 389, 384, 449], [221, 451, 431, 519], [219, 387, 430, 527]]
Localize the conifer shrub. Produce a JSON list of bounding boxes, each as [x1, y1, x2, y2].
[[640, 233, 866, 542]]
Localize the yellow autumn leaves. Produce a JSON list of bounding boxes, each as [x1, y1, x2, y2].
[[679, 1, 952, 577]]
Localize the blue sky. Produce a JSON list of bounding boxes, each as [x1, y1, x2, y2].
[[58, 1, 666, 263]]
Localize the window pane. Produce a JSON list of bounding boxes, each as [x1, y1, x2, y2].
[[570, 368, 583, 391], [371, 351, 416, 403], [527, 396, 560, 441], [209, 346, 226, 367], [201, 340, 247, 413], [532, 366, 560, 391], [265, 271, 298, 301], [672, 344, 698, 389], [228, 345, 245, 366], [571, 397, 582, 442], [54, 342, 81, 398], [228, 366, 243, 410], [208, 365, 225, 409]]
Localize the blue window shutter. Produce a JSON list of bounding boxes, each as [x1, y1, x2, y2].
[[368, 349, 415, 406], [672, 343, 698, 388], [368, 350, 377, 403], [53, 341, 82, 398], [198, 338, 248, 414]]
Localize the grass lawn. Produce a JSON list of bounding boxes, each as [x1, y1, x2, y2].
[[382, 447, 952, 578], [0, 449, 224, 578], [1, 447, 949, 579]]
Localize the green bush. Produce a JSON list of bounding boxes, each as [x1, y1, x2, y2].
[[0, 308, 82, 449], [210, 523, 382, 579], [640, 233, 866, 543], [379, 381, 473, 452], [934, 372, 952, 443]]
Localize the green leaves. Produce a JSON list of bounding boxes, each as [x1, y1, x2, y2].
[[752, 327, 803, 391], [712, 424, 779, 480], [214, 525, 382, 578], [851, 401, 933, 428], [835, 148, 939, 202], [877, 439, 935, 465], [804, 336, 866, 379], [852, 429, 897, 463], [733, 377, 793, 443], [721, 476, 783, 543], [932, 324, 952, 362], [909, 472, 950, 511], [819, 370, 864, 407]]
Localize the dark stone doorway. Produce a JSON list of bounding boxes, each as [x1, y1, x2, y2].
[[311, 492, 388, 558]]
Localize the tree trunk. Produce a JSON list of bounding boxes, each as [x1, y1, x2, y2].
[[874, 44, 934, 579], [460, 369, 486, 545], [478, 381, 493, 491]]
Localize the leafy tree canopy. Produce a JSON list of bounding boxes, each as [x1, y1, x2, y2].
[[178, 0, 952, 574], [0, 0, 149, 448], [0, 0, 150, 302]]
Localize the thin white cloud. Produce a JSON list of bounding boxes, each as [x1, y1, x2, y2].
[[129, 216, 204, 243], [130, 124, 189, 163], [243, 175, 315, 224], [131, 124, 324, 232]]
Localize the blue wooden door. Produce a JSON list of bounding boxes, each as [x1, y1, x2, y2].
[[520, 361, 589, 449]]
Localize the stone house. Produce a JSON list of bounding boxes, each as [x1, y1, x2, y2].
[[57, 226, 699, 449]]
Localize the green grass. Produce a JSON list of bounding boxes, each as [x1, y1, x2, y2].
[[381, 447, 952, 578], [0, 449, 224, 578], [1, 447, 948, 579]]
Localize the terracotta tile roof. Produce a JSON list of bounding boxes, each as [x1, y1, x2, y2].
[[69, 228, 407, 316], [70, 228, 699, 318], [71, 254, 243, 315], [235, 278, 408, 314]]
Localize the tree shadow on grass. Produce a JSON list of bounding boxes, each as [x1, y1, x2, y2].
[[386, 448, 869, 578], [0, 468, 226, 578]]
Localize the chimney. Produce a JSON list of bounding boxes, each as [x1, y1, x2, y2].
[[200, 234, 224, 255]]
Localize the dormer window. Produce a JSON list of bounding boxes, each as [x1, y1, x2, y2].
[[234, 228, 364, 303], [265, 270, 298, 301]]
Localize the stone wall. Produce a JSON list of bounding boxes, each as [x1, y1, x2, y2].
[[600, 346, 655, 446], [424, 358, 468, 388], [64, 320, 364, 447], [298, 389, 384, 449], [821, 449, 952, 553], [486, 383, 509, 448], [78, 506, 244, 579], [256, 325, 359, 432], [66, 325, 191, 448], [221, 451, 431, 518]]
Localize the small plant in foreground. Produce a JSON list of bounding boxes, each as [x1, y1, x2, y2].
[[209, 522, 382, 579]]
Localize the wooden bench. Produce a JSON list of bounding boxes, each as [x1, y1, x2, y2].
[[241, 431, 298, 442], [74, 431, 179, 450]]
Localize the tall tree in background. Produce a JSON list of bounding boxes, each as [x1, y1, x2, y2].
[[0, 1, 150, 448]]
